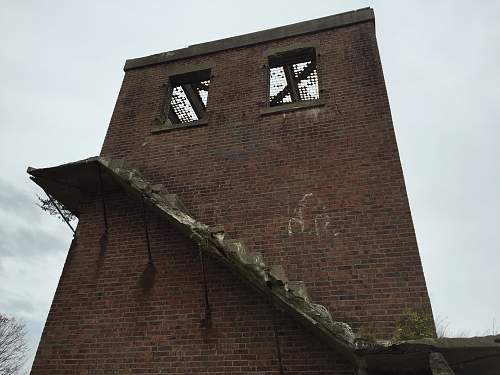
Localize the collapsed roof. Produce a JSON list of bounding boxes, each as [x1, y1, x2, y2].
[[28, 157, 500, 374]]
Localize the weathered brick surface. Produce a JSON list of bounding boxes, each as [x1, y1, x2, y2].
[[31, 19, 433, 374]]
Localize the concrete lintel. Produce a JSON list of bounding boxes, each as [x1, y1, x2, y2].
[[124, 8, 374, 71]]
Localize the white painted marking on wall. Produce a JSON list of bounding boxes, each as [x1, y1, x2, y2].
[[288, 192, 337, 238]]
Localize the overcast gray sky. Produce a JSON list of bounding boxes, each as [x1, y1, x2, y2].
[[1, 0, 499, 370]]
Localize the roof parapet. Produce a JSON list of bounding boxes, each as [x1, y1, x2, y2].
[[124, 7, 374, 71]]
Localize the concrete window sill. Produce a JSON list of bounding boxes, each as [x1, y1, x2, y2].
[[151, 117, 208, 134], [259, 99, 325, 116]]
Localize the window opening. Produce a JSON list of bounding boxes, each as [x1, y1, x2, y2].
[[268, 48, 318, 107], [168, 69, 210, 124]]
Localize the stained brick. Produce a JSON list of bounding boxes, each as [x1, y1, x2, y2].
[[31, 10, 432, 375]]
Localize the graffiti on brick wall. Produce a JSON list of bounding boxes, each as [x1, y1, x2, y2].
[[287, 193, 339, 238]]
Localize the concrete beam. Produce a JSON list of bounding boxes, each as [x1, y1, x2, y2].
[[284, 65, 300, 102], [181, 84, 206, 119]]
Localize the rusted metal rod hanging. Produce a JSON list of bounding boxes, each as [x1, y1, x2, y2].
[[97, 164, 109, 253], [141, 196, 154, 265], [198, 242, 212, 328], [97, 164, 109, 232], [272, 309, 285, 375], [45, 192, 75, 234]]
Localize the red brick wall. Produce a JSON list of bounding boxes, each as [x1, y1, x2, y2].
[[32, 19, 433, 374]]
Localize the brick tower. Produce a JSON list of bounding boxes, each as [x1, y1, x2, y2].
[[28, 8, 439, 375]]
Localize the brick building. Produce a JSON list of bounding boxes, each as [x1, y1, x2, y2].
[[28, 7, 499, 375]]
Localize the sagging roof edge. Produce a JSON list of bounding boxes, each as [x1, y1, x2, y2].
[[27, 157, 361, 362], [27, 157, 500, 374], [124, 7, 374, 71]]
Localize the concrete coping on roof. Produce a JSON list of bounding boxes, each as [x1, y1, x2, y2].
[[124, 7, 374, 71]]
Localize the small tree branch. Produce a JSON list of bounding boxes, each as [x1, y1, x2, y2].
[[0, 314, 28, 375]]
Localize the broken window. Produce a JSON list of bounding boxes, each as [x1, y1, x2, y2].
[[167, 69, 210, 124], [268, 47, 319, 107]]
